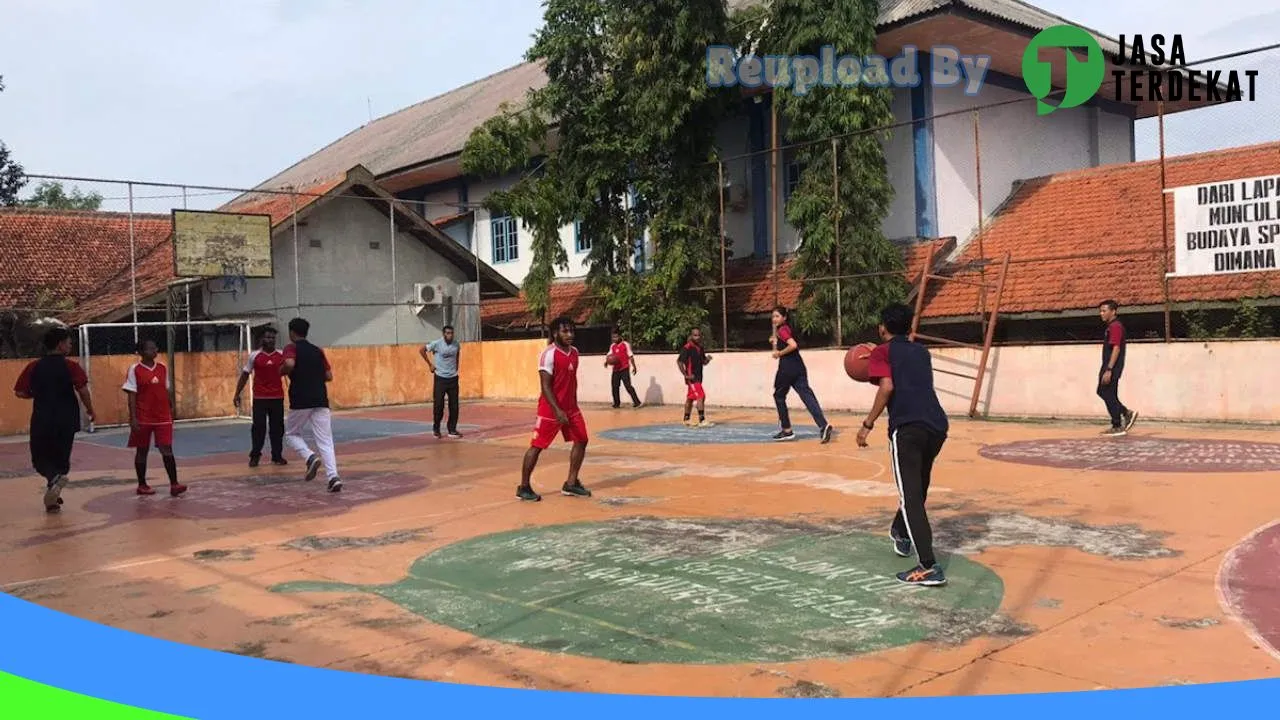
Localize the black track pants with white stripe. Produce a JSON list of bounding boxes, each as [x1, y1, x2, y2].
[[889, 423, 947, 569]]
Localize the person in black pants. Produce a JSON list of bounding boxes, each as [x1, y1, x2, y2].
[[421, 325, 462, 439], [769, 306, 833, 443], [857, 303, 950, 587], [234, 326, 288, 466], [12, 326, 97, 513], [1097, 300, 1138, 437]]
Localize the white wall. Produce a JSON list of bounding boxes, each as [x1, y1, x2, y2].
[[465, 174, 593, 286], [574, 340, 1280, 424], [204, 197, 471, 347], [931, 81, 1133, 248]]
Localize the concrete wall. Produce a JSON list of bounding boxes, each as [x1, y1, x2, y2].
[[931, 80, 1134, 247], [574, 340, 1280, 425], [203, 196, 472, 347], [2, 338, 1276, 436]]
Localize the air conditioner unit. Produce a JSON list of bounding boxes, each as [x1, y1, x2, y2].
[[413, 283, 445, 306]]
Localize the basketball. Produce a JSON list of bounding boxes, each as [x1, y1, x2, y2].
[[844, 343, 877, 383], [605, 354, 617, 366]]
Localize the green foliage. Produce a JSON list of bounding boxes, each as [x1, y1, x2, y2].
[[754, 0, 906, 336], [0, 75, 27, 206], [21, 181, 103, 211], [461, 0, 731, 347], [1184, 298, 1276, 340]]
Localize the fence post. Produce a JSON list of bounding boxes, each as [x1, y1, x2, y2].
[[972, 110, 987, 334], [1158, 101, 1173, 342], [832, 138, 842, 347], [127, 181, 138, 343], [390, 198, 399, 345], [719, 160, 729, 353], [291, 189, 301, 314]]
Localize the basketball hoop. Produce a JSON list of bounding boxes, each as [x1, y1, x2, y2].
[[221, 274, 248, 299]]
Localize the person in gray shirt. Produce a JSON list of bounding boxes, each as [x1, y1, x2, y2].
[[420, 325, 462, 438]]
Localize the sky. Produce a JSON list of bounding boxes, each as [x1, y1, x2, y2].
[[0, 0, 1276, 212]]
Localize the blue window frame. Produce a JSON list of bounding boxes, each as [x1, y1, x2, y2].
[[574, 220, 590, 253], [785, 159, 803, 200], [490, 214, 518, 263]]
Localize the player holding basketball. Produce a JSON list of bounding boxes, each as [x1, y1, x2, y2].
[[1098, 300, 1137, 437], [281, 318, 342, 493], [856, 303, 948, 587], [13, 326, 96, 512], [123, 339, 188, 497], [770, 306, 833, 444], [518, 317, 592, 502], [678, 327, 713, 427], [606, 327, 642, 409], [234, 326, 287, 467]]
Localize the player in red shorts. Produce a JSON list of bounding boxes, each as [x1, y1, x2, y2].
[[518, 317, 592, 502], [123, 339, 187, 497], [677, 326, 713, 427]]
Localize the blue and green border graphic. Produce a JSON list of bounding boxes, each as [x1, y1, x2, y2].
[[1, 591, 1278, 718]]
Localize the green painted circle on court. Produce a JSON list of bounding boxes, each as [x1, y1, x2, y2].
[[271, 517, 1007, 664]]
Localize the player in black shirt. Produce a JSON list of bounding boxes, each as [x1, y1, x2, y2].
[[677, 327, 713, 427]]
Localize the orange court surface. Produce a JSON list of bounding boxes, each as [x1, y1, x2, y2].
[[1, 400, 1279, 699]]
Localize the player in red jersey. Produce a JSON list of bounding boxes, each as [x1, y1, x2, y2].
[[123, 339, 187, 497], [677, 326, 713, 427], [517, 317, 592, 502], [234, 326, 288, 467], [605, 327, 642, 408]]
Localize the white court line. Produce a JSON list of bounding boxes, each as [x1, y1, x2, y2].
[[1215, 518, 1280, 662]]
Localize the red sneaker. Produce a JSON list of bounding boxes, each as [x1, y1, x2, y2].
[[169, 483, 188, 497], [136, 484, 156, 496]]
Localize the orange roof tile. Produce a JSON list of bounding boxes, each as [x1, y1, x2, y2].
[[220, 176, 345, 227], [921, 141, 1280, 319], [0, 208, 174, 323]]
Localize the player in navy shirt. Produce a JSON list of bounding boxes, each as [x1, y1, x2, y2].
[[857, 303, 950, 587]]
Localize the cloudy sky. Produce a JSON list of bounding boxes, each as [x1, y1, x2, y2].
[[0, 0, 1275, 211]]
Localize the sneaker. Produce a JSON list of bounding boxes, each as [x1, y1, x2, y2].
[[1101, 426, 1127, 437], [890, 532, 913, 558], [697, 419, 715, 428], [169, 483, 188, 497], [447, 431, 463, 439], [1123, 410, 1139, 432], [517, 485, 542, 502], [896, 565, 947, 587], [561, 481, 592, 498], [683, 418, 694, 427], [43, 474, 68, 511], [304, 454, 321, 481], [249, 455, 261, 468], [136, 484, 156, 496], [632, 402, 643, 409], [271, 457, 288, 466], [327, 477, 342, 493], [820, 425, 834, 444], [612, 404, 621, 409], [772, 430, 796, 442], [433, 429, 442, 439]]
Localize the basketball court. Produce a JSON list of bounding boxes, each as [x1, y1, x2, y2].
[[1, 401, 1277, 699]]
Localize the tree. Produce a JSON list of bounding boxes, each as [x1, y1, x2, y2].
[[749, 0, 907, 336], [0, 75, 26, 205], [462, 0, 732, 347], [21, 181, 104, 211]]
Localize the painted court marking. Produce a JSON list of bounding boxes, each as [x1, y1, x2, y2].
[[80, 417, 441, 458], [599, 423, 821, 445], [1217, 519, 1280, 661], [270, 517, 1006, 664], [980, 438, 1280, 473]]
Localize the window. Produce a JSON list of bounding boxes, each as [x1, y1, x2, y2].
[[490, 214, 518, 263], [785, 160, 803, 200], [574, 220, 590, 253]]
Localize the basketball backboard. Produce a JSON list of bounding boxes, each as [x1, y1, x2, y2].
[[172, 209, 274, 279]]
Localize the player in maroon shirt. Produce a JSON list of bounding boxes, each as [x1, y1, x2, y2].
[[517, 317, 592, 502], [606, 327, 642, 409], [234, 326, 288, 467], [677, 327, 713, 427], [123, 339, 187, 497], [1098, 300, 1138, 436]]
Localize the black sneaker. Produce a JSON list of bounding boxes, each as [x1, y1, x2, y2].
[[1123, 410, 1139, 432], [249, 455, 261, 468], [1101, 426, 1127, 437], [612, 404, 621, 409], [772, 430, 796, 442], [561, 482, 592, 498], [304, 454, 321, 481], [271, 457, 288, 466], [890, 532, 912, 558], [896, 564, 947, 587], [632, 401, 642, 408], [327, 477, 343, 493], [447, 430, 463, 439], [820, 425, 834, 444], [433, 429, 442, 439], [517, 486, 542, 502]]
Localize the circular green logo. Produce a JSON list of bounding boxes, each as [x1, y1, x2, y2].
[[273, 518, 1006, 664], [1022, 24, 1105, 115]]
